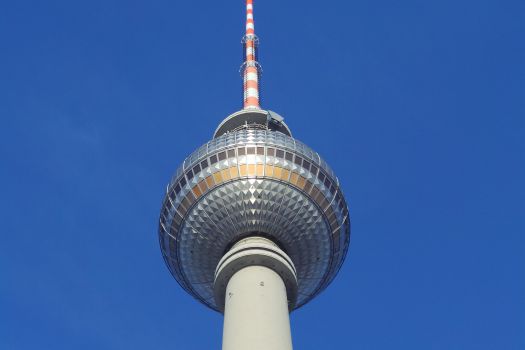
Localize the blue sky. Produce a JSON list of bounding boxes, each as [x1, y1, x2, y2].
[[1, 0, 523, 349]]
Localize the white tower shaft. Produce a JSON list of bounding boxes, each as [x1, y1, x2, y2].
[[214, 237, 298, 350], [222, 265, 293, 350]]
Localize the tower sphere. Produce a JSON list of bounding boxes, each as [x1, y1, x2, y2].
[[158, 109, 351, 312]]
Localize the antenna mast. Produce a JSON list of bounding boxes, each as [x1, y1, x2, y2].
[[242, 0, 261, 110]]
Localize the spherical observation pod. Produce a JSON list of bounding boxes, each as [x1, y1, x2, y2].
[[158, 110, 351, 312]]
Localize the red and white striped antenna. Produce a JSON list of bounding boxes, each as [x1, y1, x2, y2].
[[241, 0, 261, 110]]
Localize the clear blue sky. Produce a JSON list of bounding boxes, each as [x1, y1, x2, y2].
[[1, 0, 523, 349]]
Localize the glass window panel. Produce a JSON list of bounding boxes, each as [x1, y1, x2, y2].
[[285, 152, 293, 161], [205, 176, 214, 188], [180, 177, 187, 187], [227, 149, 235, 158], [181, 197, 191, 211], [239, 164, 248, 176], [210, 154, 218, 164], [247, 147, 255, 155], [198, 180, 208, 193], [238, 147, 246, 156], [303, 160, 311, 171], [304, 181, 312, 193], [218, 151, 226, 161], [213, 172, 223, 184], [310, 186, 320, 200], [294, 156, 302, 166], [320, 197, 329, 210], [297, 175, 306, 189], [267, 147, 275, 157], [200, 159, 208, 169], [186, 191, 196, 204], [265, 164, 274, 176], [290, 172, 299, 185], [187, 170, 194, 180], [192, 185, 202, 198], [276, 149, 284, 158], [192, 164, 201, 175], [228, 166, 238, 177], [220, 169, 231, 180], [257, 147, 264, 155]]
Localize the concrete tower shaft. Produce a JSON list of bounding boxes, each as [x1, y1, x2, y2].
[[217, 237, 296, 350]]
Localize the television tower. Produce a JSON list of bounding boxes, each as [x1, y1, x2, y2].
[[158, 1, 351, 349]]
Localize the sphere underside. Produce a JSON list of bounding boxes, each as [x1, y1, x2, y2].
[[159, 129, 350, 311]]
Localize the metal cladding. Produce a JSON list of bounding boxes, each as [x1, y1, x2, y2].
[[159, 124, 351, 311], [158, 0, 351, 313]]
